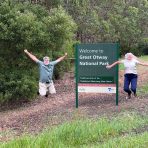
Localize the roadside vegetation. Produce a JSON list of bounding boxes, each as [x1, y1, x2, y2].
[[0, 0, 148, 147], [1, 112, 148, 148]]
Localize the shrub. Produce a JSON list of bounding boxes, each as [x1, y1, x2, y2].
[[0, 1, 77, 104], [0, 70, 37, 104]]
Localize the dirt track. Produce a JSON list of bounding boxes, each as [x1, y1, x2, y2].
[[0, 66, 148, 141]]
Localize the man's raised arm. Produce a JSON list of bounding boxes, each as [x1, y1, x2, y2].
[[55, 53, 67, 63], [24, 49, 39, 63]]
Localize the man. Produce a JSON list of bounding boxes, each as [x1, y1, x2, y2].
[[24, 49, 67, 97]]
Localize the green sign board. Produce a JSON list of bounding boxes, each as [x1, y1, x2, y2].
[[75, 43, 119, 108]]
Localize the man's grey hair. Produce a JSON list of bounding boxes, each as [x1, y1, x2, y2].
[[43, 56, 50, 61]]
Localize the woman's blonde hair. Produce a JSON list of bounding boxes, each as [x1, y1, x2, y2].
[[124, 53, 137, 60]]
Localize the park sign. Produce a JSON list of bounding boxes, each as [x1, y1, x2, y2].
[[75, 43, 119, 108]]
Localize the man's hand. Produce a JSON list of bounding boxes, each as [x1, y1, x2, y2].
[[24, 49, 28, 53], [56, 53, 68, 63], [24, 49, 39, 62], [65, 53, 68, 56]]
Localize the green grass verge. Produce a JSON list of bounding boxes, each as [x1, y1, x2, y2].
[[138, 83, 148, 96], [0, 112, 148, 148], [83, 132, 148, 148], [139, 55, 148, 61]]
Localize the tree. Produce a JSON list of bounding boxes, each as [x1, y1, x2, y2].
[[61, 0, 148, 54]]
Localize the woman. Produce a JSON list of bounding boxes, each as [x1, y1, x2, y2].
[[106, 53, 148, 99]]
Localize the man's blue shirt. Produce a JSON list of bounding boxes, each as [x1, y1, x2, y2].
[[37, 60, 58, 83]]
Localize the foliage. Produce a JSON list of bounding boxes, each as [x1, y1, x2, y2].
[[43, 6, 77, 78], [1, 112, 148, 147], [0, 70, 37, 104], [5, 0, 148, 55], [59, 0, 148, 55], [0, 0, 77, 103]]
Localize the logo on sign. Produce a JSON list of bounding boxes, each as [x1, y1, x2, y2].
[[108, 88, 114, 92]]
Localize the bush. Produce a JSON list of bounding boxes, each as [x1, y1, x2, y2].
[[0, 1, 77, 104], [130, 48, 143, 56], [0, 70, 37, 104], [139, 39, 148, 55]]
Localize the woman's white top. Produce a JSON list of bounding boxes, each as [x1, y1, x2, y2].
[[121, 59, 140, 74]]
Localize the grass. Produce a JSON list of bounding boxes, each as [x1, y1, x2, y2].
[[138, 55, 148, 61], [138, 83, 148, 96], [83, 132, 148, 148], [0, 112, 148, 148]]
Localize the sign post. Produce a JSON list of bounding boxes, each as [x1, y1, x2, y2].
[[75, 43, 119, 108]]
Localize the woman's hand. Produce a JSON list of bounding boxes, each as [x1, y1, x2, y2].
[[106, 65, 111, 69]]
